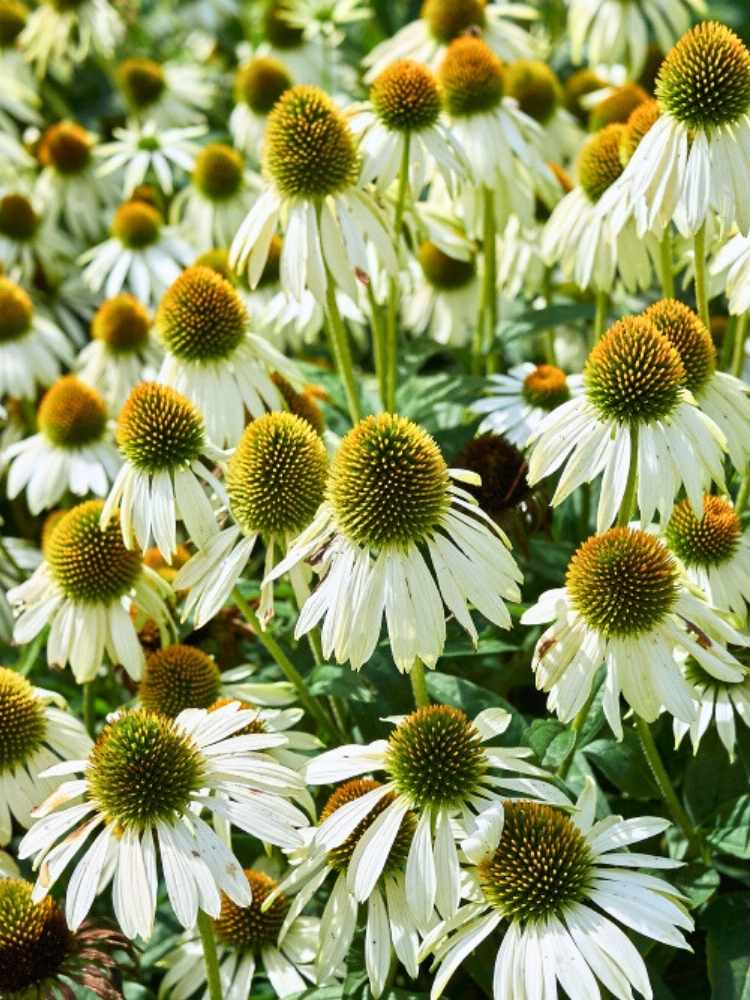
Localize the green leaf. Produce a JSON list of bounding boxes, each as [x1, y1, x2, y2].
[[584, 729, 659, 799], [684, 728, 748, 825], [425, 673, 526, 744], [703, 894, 750, 999], [708, 795, 750, 859], [308, 663, 375, 703], [527, 718, 575, 769], [499, 302, 596, 344], [672, 863, 720, 910]]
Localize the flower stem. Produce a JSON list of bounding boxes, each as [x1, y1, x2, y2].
[[325, 276, 362, 425], [197, 910, 223, 1000], [557, 690, 596, 780], [736, 464, 750, 516], [367, 283, 388, 410], [616, 423, 639, 527], [409, 660, 430, 709], [730, 312, 748, 378], [635, 715, 707, 861], [659, 228, 674, 299], [693, 224, 710, 331], [232, 587, 341, 742], [384, 133, 411, 412], [479, 185, 499, 375], [83, 680, 96, 737], [593, 290, 609, 344]]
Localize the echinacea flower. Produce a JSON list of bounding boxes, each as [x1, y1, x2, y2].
[[305, 705, 557, 928], [404, 239, 480, 347], [0, 276, 73, 401], [348, 59, 466, 194], [643, 298, 750, 472], [522, 526, 748, 736], [472, 363, 582, 448], [527, 316, 727, 531], [160, 867, 327, 999], [267, 413, 523, 672], [421, 783, 692, 1000], [80, 200, 193, 305], [230, 55, 293, 156], [0, 190, 70, 281], [0, 1, 41, 127], [174, 410, 328, 626], [76, 294, 161, 413], [95, 121, 206, 197], [8, 499, 174, 682], [115, 57, 215, 127], [0, 878, 135, 999], [230, 84, 397, 305], [602, 22, 750, 237], [4, 376, 120, 514], [156, 264, 302, 446], [102, 381, 224, 562], [19, 0, 124, 77], [18, 703, 309, 939], [674, 652, 750, 759], [543, 122, 660, 293], [505, 58, 583, 164], [664, 495, 750, 623], [0, 667, 91, 844], [35, 121, 116, 242], [568, 0, 703, 76], [263, 778, 420, 998], [363, 0, 539, 82]]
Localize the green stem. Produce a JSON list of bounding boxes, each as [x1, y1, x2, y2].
[[557, 690, 596, 780], [593, 290, 609, 344], [693, 224, 710, 331], [384, 133, 411, 413], [481, 185, 499, 374], [232, 587, 341, 741], [325, 277, 362, 425], [659, 228, 674, 299], [197, 910, 223, 1000], [616, 424, 639, 527], [730, 312, 748, 378], [409, 660, 430, 709], [367, 283, 388, 411], [736, 464, 750, 516], [83, 680, 95, 738], [635, 716, 707, 861], [17, 627, 47, 677]]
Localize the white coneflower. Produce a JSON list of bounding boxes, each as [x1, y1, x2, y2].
[[643, 298, 750, 473], [230, 84, 397, 305], [421, 783, 692, 1000], [35, 121, 116, 242], [0, 878, 135, 999], [252, 1, 347, 86], [19, 0, 124, 77], [18, 702, 309, 939], [364, 0, 539, 82], [230, 55, 293, 157], [101, 382, 225, 562], [280, 0, 368, 43], [115, 57, 215, 127], [602, 22, 750, 237], [437, 37, 551, 220], [348, 59, 466, 194], [305, 705, 558, 931], [156, 264, 301, 446], [522, 527, 748, 736], [472, 363, 582, 448], [174, 410, 328, 626], [8, 499, 174, 682], [4, 376, 120, 514], [674, 653, 750, 759], [404, 239, 479, 347], [76, 294, 160, 413], [0, 276, 73, 400], [664, 495, 750, 623], [0, 189, 69, 282], [263, 778, 420, 998], [267, 413, 523, 673], [160, 867, 327, 998], [0, 0, 41, 126], [79, 200, 193, 305], [0, 667, 91, 844], [505, 58, 583, 164], [568, 0, 703, 76], [170, 143, 259, 249], [527, 316, 728, 531], [543, 122, 660, 293], [95, 121, 205, 197]]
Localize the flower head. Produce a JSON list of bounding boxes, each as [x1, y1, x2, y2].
[[38, 121, 92, 175], [38, 375, 108, 450], [577, 123, 626, 203], [0, 276, 32, 343], [643, 298, 716, 395], [236, 56, 292, 114], [117, 57, 166, 111], [0, 192, 38, 242], [418, 240, 475, 290], [505, 58, 560, 123], [370, 59, 441, 131], [667, 496, 741, 570], [0, 0, 27, 46], [111, 199, 162, 249], [589, 82, 648, 130], [192, 143, 244, 202], [92, 294, 150, 354], [157, 264, 247, 362], [116, 381, 206, 475], [140, 644, 221, 717], [421, 0, 485, 44], [439, 36, 504, 117]]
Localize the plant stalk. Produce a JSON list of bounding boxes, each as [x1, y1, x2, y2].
[[197, 910, 223, 1000]]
